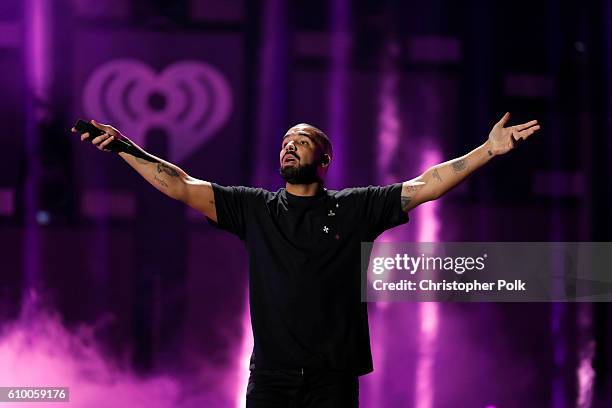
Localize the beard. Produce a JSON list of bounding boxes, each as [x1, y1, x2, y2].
[[279, 161, 321, 185]]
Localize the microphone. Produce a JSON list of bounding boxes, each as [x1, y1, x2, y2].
[[73, 119, 159, 163]]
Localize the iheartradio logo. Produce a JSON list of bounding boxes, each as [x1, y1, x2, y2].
[[83, 59, 233, 162]]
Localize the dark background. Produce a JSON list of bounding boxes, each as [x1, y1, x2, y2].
[[0, 0, 610, 407]]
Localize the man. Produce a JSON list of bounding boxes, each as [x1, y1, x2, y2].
[[72, 113, 539, 407]]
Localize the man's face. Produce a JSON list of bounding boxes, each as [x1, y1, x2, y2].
[[279, 126, 327, 184], [280, 128, 319, 168]]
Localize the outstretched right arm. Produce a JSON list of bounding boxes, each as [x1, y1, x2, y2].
[[72, 120, 218, 222], [120, 152, 218, 222]]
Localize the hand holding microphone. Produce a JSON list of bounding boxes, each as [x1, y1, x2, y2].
[[71, 119, 159, 163]]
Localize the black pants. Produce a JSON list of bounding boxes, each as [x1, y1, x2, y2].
[[245, 367, 359, 408]]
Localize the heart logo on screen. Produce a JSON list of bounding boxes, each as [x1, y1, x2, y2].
[[82, 59, 233, 163]]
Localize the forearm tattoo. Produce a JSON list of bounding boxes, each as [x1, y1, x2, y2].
[[156, 163, 180, 177], [152, 163, 180, 189], [154, 175, 169, 188], [451, 158, 467, 173]]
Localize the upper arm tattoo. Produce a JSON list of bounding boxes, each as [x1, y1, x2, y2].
[[401, 195, 412, 212], [432, 168, 442, 182], [400, 184, 423, 212], [404, 185, 420, 194]]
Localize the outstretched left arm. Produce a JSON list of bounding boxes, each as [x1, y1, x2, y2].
[[400, 112, 540, 213]]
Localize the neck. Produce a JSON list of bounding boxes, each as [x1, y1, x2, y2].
[[285, 181, 323, 196]]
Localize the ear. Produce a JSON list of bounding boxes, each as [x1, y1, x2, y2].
[[320, 153, 331, 167]]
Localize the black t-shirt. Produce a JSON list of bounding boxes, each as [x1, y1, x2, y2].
[[207, 183, 409, 376]]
